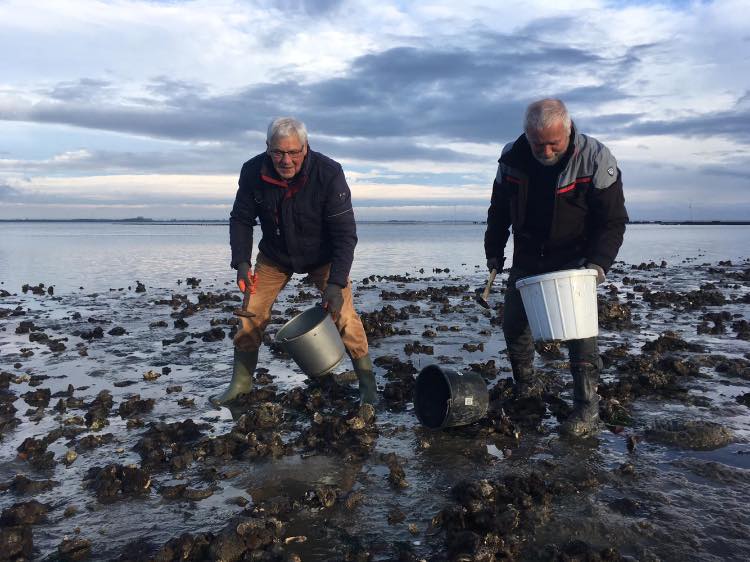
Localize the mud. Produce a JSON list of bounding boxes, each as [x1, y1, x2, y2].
[[0, 257, 749, 560]]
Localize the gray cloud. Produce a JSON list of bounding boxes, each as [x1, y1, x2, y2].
[[45, 78, 113, 102], [699, 164, 750, 181], [0, 184, 21, 199], [625, 107, 750, 143], [0, 137, 480, 178], [3, 30, 635, 149], [265, 0, 344, 15], [0, 145, 250, 176]]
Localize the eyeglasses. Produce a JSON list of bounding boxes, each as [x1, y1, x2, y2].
[[268, 147, 306, 159]]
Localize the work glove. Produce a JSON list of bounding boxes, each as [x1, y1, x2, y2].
[[236, 262, 252, 292], [322, 283, 344, 319], [486, 256, 504, 273], [586, 262, 606, 285]]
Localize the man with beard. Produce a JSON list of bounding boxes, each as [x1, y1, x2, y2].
[[484, 98, 628, 436]]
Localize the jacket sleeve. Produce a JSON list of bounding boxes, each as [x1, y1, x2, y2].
[[484, 162, 512, 261], [323, 167, 357, 287], [229, 163, 257, 269], [586, 168, 628, 272]]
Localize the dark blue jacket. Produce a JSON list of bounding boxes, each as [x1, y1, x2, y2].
[[229, 149, 357, 287]]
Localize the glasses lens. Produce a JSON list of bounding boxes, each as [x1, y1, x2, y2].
[[269, 148, 304, 159]]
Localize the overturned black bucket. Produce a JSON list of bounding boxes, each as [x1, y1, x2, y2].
[[414, 365, 489, 429]]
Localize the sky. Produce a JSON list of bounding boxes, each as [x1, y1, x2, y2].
[[1, 0, 749, 221]]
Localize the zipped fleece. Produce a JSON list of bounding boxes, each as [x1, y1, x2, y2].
[[229, 148, 357, 288], [484, 125, 628, 274]]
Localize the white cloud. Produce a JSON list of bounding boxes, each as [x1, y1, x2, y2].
[[0, 0, 749, 219]]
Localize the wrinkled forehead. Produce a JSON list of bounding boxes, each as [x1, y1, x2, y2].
[[268, 133, 304, 149], [527, 122, 568, 144]]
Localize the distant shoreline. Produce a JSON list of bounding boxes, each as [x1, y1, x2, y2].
[[1, 219, 749, 226]]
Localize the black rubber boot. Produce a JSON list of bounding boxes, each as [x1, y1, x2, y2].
[[560, 362, 601, 437], [352, 354, 377, 405], [511, 363, 542, 398], [209, 349, 258, 407]]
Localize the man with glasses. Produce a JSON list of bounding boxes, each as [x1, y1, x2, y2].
[[211, 117, 376, 407]]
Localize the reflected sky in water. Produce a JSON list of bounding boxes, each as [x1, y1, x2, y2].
[[0, 222, 748, 293]]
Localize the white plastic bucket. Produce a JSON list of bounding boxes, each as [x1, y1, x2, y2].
[[514, 268, 599, 342]]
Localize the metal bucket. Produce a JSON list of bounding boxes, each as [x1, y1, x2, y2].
[[275, 305, 346, 377]]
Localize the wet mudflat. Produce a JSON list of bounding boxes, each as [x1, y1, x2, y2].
[[1, 257, 749, 561]]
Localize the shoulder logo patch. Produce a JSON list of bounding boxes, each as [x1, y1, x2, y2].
[[607, 167, 615, 176]]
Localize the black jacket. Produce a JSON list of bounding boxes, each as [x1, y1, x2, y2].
[[485, 126, 628, 274], [229, 149, 357, 287]]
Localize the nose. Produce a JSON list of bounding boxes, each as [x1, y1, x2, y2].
[[543, 145, 554, 158], [280, 153, 293, 164]]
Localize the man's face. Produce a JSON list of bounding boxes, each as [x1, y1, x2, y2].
[[526, 120, 570, 166], [267, 135, 308, 179]]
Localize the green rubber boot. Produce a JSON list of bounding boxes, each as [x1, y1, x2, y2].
[[209, 349, 258, 407], [352, 354, 377, 405], [560, 362, 601, 437]]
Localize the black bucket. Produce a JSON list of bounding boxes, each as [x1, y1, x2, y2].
[[414, 365, 489, 429]]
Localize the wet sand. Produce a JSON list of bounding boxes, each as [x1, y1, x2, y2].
[[1, 257, 749, 561]]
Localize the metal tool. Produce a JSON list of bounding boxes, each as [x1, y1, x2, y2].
[[234, 274, 257, 318], [475, 268, 498, 309]]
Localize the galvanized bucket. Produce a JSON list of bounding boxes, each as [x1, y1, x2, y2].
[[275, 305, 346, 377]]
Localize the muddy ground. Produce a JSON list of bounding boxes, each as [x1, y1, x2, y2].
[[1, 257, 749, 561]]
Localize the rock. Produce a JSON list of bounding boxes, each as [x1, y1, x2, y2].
[[388, 508, 406, 524], [198, 327, 225, 342], [85, 390, 113, 429], [0, 500, 50, 526], [63, 449, 78, 466], [21, 387, 51, 407], [84, 464, 152, 502], [118, 395, 155, 418], [58, 536, 92, 561], [609, 497, 641, 516], [642, 331, 706, 354], [0, 475, 58, 495], [645, 420, 733, 450], [0, 526, 32, 560], [384, 452, 408, 489]]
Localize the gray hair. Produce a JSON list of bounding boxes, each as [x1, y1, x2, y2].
[[524, 99, 571, 135], [266, 117, 308, 146]]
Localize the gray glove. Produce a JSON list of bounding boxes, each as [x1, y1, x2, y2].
[[486, 256, 504, 273], [586, 262, 606, 285], [322, 283, 344, 318], [236, 262, 252, 292]]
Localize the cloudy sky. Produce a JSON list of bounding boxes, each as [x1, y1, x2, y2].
[[1, 0, 749, 221]]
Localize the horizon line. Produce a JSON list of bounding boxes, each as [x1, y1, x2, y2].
[[1, 218, 750, 226]]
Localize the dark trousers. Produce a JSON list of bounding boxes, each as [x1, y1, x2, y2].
[[503, 267, 601, 374]]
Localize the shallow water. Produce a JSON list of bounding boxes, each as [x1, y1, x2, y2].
[[1, 221, 748, 293], [1, 223, 749, 560]]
